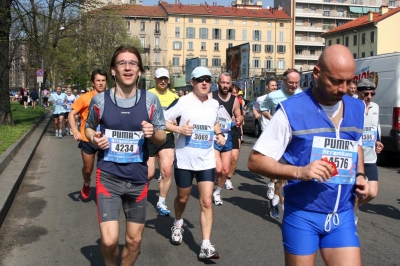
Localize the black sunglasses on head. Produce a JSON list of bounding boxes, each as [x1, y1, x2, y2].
[[362, 92, 376, 97], [193, 76, 212, 83]]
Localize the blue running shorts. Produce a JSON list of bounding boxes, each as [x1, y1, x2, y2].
[[213, 133, 233, 152]]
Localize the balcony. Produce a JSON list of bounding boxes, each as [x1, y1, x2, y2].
[[296, 11, 359, 20], [154, 29, 161, 35], [296, 0, 381, 5], [295, 36, 325, 46], [294, 52, 321, 60], [295, 25, 324, 32]]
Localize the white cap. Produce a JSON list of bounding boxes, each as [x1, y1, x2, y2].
[[191, 67, 212, 79], [80, 90, 86, 93], [155, 68, 170, 79]]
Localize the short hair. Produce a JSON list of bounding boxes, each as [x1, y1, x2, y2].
[[91, 69, 108, 83], [230, 83, 240, 93], [109, 45, 145, 74], [266, 78, 277, 87], [282, 69, 300, 80]]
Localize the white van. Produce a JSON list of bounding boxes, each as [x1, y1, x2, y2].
[[354, 53, 400, 163]]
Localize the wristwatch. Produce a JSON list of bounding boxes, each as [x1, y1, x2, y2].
[[215, 132, 224, 136], [356, 172, 368, 182]]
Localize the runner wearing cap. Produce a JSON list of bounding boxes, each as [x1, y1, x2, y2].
[[165, 66, 225, 259], [147, 68, 179, 216]]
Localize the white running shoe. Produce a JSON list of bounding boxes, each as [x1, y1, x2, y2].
[[171, 226, 184, 245], [157, 173, 162, 183], [199, 242, 220, 259], [55, 131, 58, 138], [213, 194, 223, 206], [266, 181, 275, 200], [223, 179, 234, 190]]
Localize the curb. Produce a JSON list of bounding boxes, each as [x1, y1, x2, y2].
[[0, 111, 52, 227]]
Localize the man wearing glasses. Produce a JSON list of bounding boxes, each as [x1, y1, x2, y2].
[[147, 68, 179, 216], [259, 69, 303, 219], [164, 66, 225, 259], [354, 78, 383, 223]]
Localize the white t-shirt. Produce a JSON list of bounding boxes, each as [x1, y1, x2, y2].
[[164, 92, 219, 170], [253, 94, 269, 131], [362, 102, 380, 163], [253, 101, 362, 160]]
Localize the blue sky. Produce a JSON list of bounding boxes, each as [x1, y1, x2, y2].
[[146, 0, 275, 8]]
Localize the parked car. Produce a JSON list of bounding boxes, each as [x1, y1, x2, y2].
[[242, 98, 262, 137]]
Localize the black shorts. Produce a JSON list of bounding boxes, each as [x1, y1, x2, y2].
[[174, 168, 215, 188], [22, 96, 28, 102], [43, 97, 49, 102], [78, 140, 98, 155], [364, 163, 378, 181], [52, 113, 64, 119], [148, 133, 175, 157], [63, 112, 70, 119], [96, 169, 148, 224], [231, 133, 241, 150]]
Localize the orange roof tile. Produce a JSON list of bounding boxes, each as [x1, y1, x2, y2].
[[322, 7, 400, 36], [100, 4, 168, 18], [160, 2, 290, 20]]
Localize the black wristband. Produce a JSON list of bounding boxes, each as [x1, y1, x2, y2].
[[356, 172, 368, 182], [216, 132, 223, 136]]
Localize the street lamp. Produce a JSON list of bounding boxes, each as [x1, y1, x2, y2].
[[353, 30, 374, 57]]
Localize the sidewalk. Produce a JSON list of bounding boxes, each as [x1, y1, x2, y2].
[[0, 111, 52, 227]]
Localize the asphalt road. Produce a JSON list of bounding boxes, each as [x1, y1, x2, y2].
[[0, 125, 399, 266]]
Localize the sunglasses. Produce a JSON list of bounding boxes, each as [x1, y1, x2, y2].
[[362, 92, 376, 97], [193, 76, 212, 83]]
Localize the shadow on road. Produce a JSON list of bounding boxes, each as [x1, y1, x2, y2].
[[80, 238, 125, 266], [360, 202, 400, 220], [67, 187, 96, 203]]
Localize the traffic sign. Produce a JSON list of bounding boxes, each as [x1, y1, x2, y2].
[[37, 76, 43, 83], [36, 69, 44, 77]]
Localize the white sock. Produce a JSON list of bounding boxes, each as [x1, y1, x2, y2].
[[281, 204, 285, 212], [158, 196, 166, 204], [272, 194, 279, 206], [267, 181, 274, 188], [213, 187, 222, 196], [202, 239, 210, 247], [174, 218, 183, 227]]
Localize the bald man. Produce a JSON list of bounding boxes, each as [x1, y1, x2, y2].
[[248, 44, 369, 265]]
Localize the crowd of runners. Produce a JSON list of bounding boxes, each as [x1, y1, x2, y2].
[[40, 43, 382, 265]]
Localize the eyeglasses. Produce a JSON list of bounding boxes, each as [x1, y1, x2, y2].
[[287, 81, 300, 85], [115, 60, 139, 68], [362, 92, 376, 97], [193, 76, 212, 83]]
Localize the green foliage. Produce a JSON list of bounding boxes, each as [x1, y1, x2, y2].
[[0, 102, 46, 154]]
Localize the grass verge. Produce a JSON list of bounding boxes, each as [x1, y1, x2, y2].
[[0, 102, 47, 155]]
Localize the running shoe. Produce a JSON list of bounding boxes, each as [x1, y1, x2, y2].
[[156, 201, 171, 216], [171, 226, 184, 245], [213, 194, 223, 206], [266, 181, 275, 200], [223, 179, 234, 190], [157, 173, 162, 183], [59, 132, 63, 138], [269, 200, 280, 219], [55, 131, 59, 138], [81, 183, 90, 200], [199, 242, 220, 259]]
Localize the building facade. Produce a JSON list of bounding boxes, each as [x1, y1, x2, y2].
[[322, 6, 400, 58], [275, 0, 400, 71]]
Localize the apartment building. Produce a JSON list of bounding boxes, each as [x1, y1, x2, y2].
[[275, 0, 400, 72], [322, 6, 400, 58], [160, 0, 292, 79]]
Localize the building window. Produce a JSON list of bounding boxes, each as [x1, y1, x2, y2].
[[173, 41, 182, 50], [310, 49, 315, 55], [188, 41, 193, 50], [212, 28, 221, 39], [154, 53, 160, 63], [255, 21, 259, 26], [212, 58, 221, 66], [155, 22, 160, 33], [336, 38, 340, 44], [175, 18, 180, 22], [361, 52, 365, 58], [371, 31, 375, 43], [126, 21, 131, 31], [267, 30, 272, 42], [229, 20, 233, 25], [328, 40, 332, 46], [265, 59, 273, 69], [279, 31, 284, 42], [228, 43, 233, 48], [201, 42, 206, 50], [200, 58, 208, 67], [140, 21, 145, 31], [267, 22, 272, 27], [252, 59, 261, 68], [370, 51, 374, 56], [323, 11, 330, 16], [173, 57, 180, 66], [252, 44, 261, 52], [175, 27, 180, 38], [242, 21, 247, 25], [311, 6, 316, 13], [140, 37, 145, 47], [353, 53, 357, 59], [389, 0, 395, 6], [214, 43, 219, 51], [265, 45, 274, 53], [200, 28, 208, 39], [277, 45, 286, 53], [202, 19, 206, 24], [215, 19, 219, 24], [242, 30, 247, 41], [226, 29, 235, 40], [345, 36, 349, 47], [253, 30, 261, 41], [279, 23, 284, 27], [295, 48, 302, 55], [186, 27, 195, 38], [353, 34, 357, 46], [155, 37, 160, 47], [189, 18, 193, 23], [277, 59, 286, 69], [361, 33, 366, 45]]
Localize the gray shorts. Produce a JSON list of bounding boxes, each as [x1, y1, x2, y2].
[[96, 169, 148, 224]]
